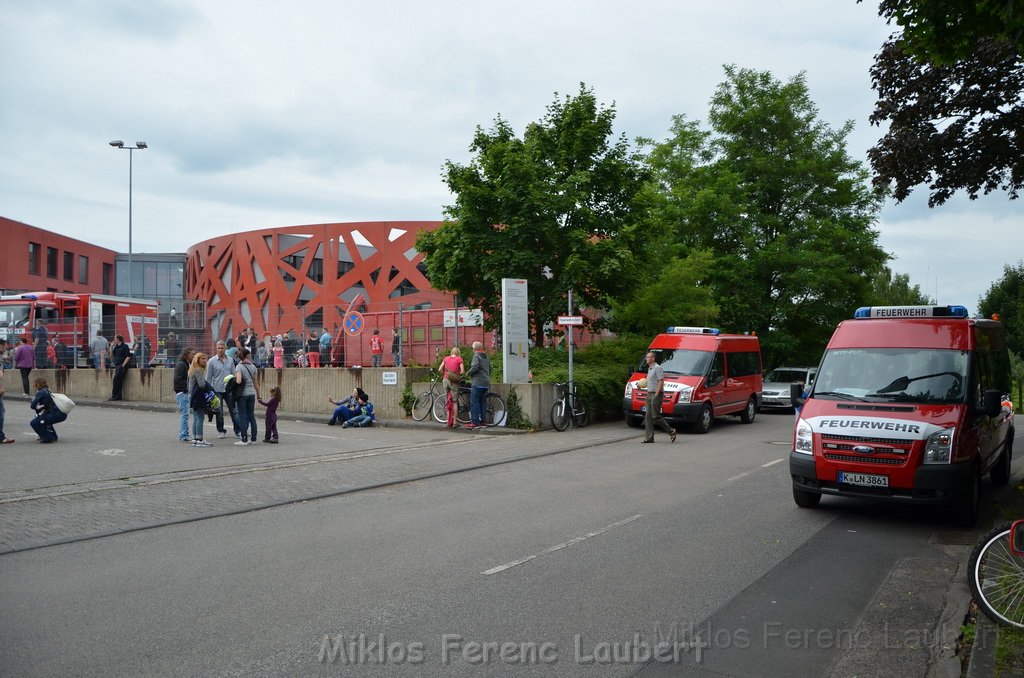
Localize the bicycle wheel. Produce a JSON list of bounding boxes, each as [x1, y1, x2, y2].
[[969, 522, 1024, 629], [484, 393, 506, 426], [551, 399, 570, 431], [431, 390, 449, 424], [456, 390, 472, 425], [411, 392, 433, 421], [572, 395, 590, 428]]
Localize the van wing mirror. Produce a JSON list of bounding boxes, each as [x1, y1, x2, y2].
[[790, 383, 806, 408], [982, 390, 1003, 418]]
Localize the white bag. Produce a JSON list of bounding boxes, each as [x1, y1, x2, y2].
[[52, 392, 76, 414]]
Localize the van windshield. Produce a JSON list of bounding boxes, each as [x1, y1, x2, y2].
[[812, 348, 968, 405], [0, 304, 32, 328], [638, 349, 712, 377]]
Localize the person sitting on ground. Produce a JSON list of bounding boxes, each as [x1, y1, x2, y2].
[[29, 377, 66, 444], [328, 388, 365, 426], [342, 392, 375, 428]]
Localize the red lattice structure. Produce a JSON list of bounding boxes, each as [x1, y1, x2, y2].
[[185, 221, 449, 342]]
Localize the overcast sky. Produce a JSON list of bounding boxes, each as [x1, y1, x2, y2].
[[2, 0, 1021, 315]]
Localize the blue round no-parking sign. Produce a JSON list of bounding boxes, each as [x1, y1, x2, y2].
[[343, 311, 364, 336]]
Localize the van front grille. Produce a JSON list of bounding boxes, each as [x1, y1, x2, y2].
[[824, 453, 905, 465]]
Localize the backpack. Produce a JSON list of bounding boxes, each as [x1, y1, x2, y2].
[[223, 373, 244, 400], [191, 382, 219, 413], [52, 392, 76, 414]]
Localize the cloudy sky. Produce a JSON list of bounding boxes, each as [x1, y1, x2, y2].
[[2, 0, 1020, 315]]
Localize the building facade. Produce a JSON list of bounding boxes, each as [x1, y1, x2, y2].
[[0, 217, 119, 295]]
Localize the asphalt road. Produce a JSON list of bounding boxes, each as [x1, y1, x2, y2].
[[0, 404, 1017, 677]]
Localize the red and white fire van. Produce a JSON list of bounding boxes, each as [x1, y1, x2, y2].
[[789, 305, 1015, 525], [622, 327, 762, 434]]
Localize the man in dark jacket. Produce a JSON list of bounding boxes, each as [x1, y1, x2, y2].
[[109, 335, 133, 401], [173, 347, 195, 442], [466, 341, 491, 429]]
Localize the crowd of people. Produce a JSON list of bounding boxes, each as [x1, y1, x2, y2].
[[0, 325, 499, 446]]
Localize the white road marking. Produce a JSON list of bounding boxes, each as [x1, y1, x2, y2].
[[727, 472, 750, 482], [96, 449, 125, 456], [761, 458, 784, 468], [481, 515, 643, 576]]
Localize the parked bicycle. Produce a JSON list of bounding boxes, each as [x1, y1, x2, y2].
[[551, 381, 589, 432], [411, 369, 443, 422], [434, 385, 506, 427], [968, 519, 1024, 630]]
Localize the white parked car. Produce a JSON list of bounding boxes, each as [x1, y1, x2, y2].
[[760, 366, 816, 411]]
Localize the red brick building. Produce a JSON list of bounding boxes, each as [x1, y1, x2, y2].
[[0, 216, 118, 295]]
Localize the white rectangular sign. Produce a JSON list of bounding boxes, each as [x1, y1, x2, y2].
[[558, 315, 583, 326], [443, 309, 484, 327], [501, 278, 530, 385]]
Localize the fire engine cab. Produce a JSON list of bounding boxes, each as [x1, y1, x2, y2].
[[0, 292, 159, 365], [789, 305, 1015, 525]]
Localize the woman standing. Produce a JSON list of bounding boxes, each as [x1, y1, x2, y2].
[[234, 348, 259, 445], [438, 347, 465, 428], [272, 337, 284, 369], [187, 352, 212, 447], [29, 377, 66, 444], [14, 337, 33, 395]]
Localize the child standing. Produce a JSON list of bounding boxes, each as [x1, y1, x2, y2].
[[259, 386, 281, 443]]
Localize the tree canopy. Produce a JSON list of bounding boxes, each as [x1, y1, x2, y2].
[[417, 84, 649, 345], [633, 67, 887, 367], [866, 0, 1024, 205], [979, 260, 1024, 358]]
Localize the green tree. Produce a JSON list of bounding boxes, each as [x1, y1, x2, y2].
[[610, 249, 719, 337], [866, 266, 932, 305], [643, 67, 887, 367], [865, 1, 1024, 205], [417, 84, 650, 346], [979, 260, 1024, 358]]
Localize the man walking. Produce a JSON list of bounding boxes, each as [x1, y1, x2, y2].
[[109, 335, 132, 401], [465, 341, 491, 429], [14, 337, 33, 395], [206, 340, 238, 439], [641, 351, 676, 444], [173, 347, 195, 442]]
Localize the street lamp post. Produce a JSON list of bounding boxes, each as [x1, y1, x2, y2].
[[109, 140, 147, 297]]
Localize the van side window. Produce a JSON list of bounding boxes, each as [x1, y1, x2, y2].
[[728, 351, 761, 377]]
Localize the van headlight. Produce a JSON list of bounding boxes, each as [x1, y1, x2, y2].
[[624, 383, 633, 398], [794, 418, 813, 455], [923, 427, 955, 464], [677, 388, 692, 404]]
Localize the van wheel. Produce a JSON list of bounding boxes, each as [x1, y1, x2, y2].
[[740, 397, 756, 424], [953, 471, 981, 527], [990, 438, 1013, 487], [695, 403, 713, 434], [793, 485, 821, 508]]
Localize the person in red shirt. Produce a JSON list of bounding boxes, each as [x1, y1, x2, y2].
[[369, 329, 383, 367]]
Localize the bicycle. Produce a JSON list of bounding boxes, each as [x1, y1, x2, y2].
[[439, 385, 506, 427], [968, 519, 1024, 629], [411, 370, 443, 422], [551, 381, 589, 432]]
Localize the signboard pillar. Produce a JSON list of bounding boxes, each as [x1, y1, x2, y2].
[[501, 278, 529, 383]]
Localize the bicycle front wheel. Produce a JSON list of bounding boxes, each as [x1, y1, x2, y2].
[[431, 391, 448, 424], [969, 522, 1024, 629], [411, 392, 433, 421], [484, 393, 506, 427], [551, 399, 570, 431], [572, 395, 590, 428], [456, 391, 472, 425]]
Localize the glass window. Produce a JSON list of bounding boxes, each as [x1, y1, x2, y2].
[[28, 242, 41, 275], [46, 247, 58, 278], [63, 251, 74, 281], [79, 255, 89, 284]]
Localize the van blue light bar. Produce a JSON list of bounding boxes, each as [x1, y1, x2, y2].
[[667, 326, 721, 335], [853, 305, 970, 319]]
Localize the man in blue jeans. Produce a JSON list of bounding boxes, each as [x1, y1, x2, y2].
[[465, 341, 491, 429], [172, 347, 195, 442]]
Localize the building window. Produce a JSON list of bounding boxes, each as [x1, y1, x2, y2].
[[63, 251, 74, 281], [28, 242, 40, 275], [46, 247, 58, 278], [79, 255, 89, 284], [103, 263, 113, 295]]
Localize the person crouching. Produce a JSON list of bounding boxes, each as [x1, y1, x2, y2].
[[30, 377, 66, 444]]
